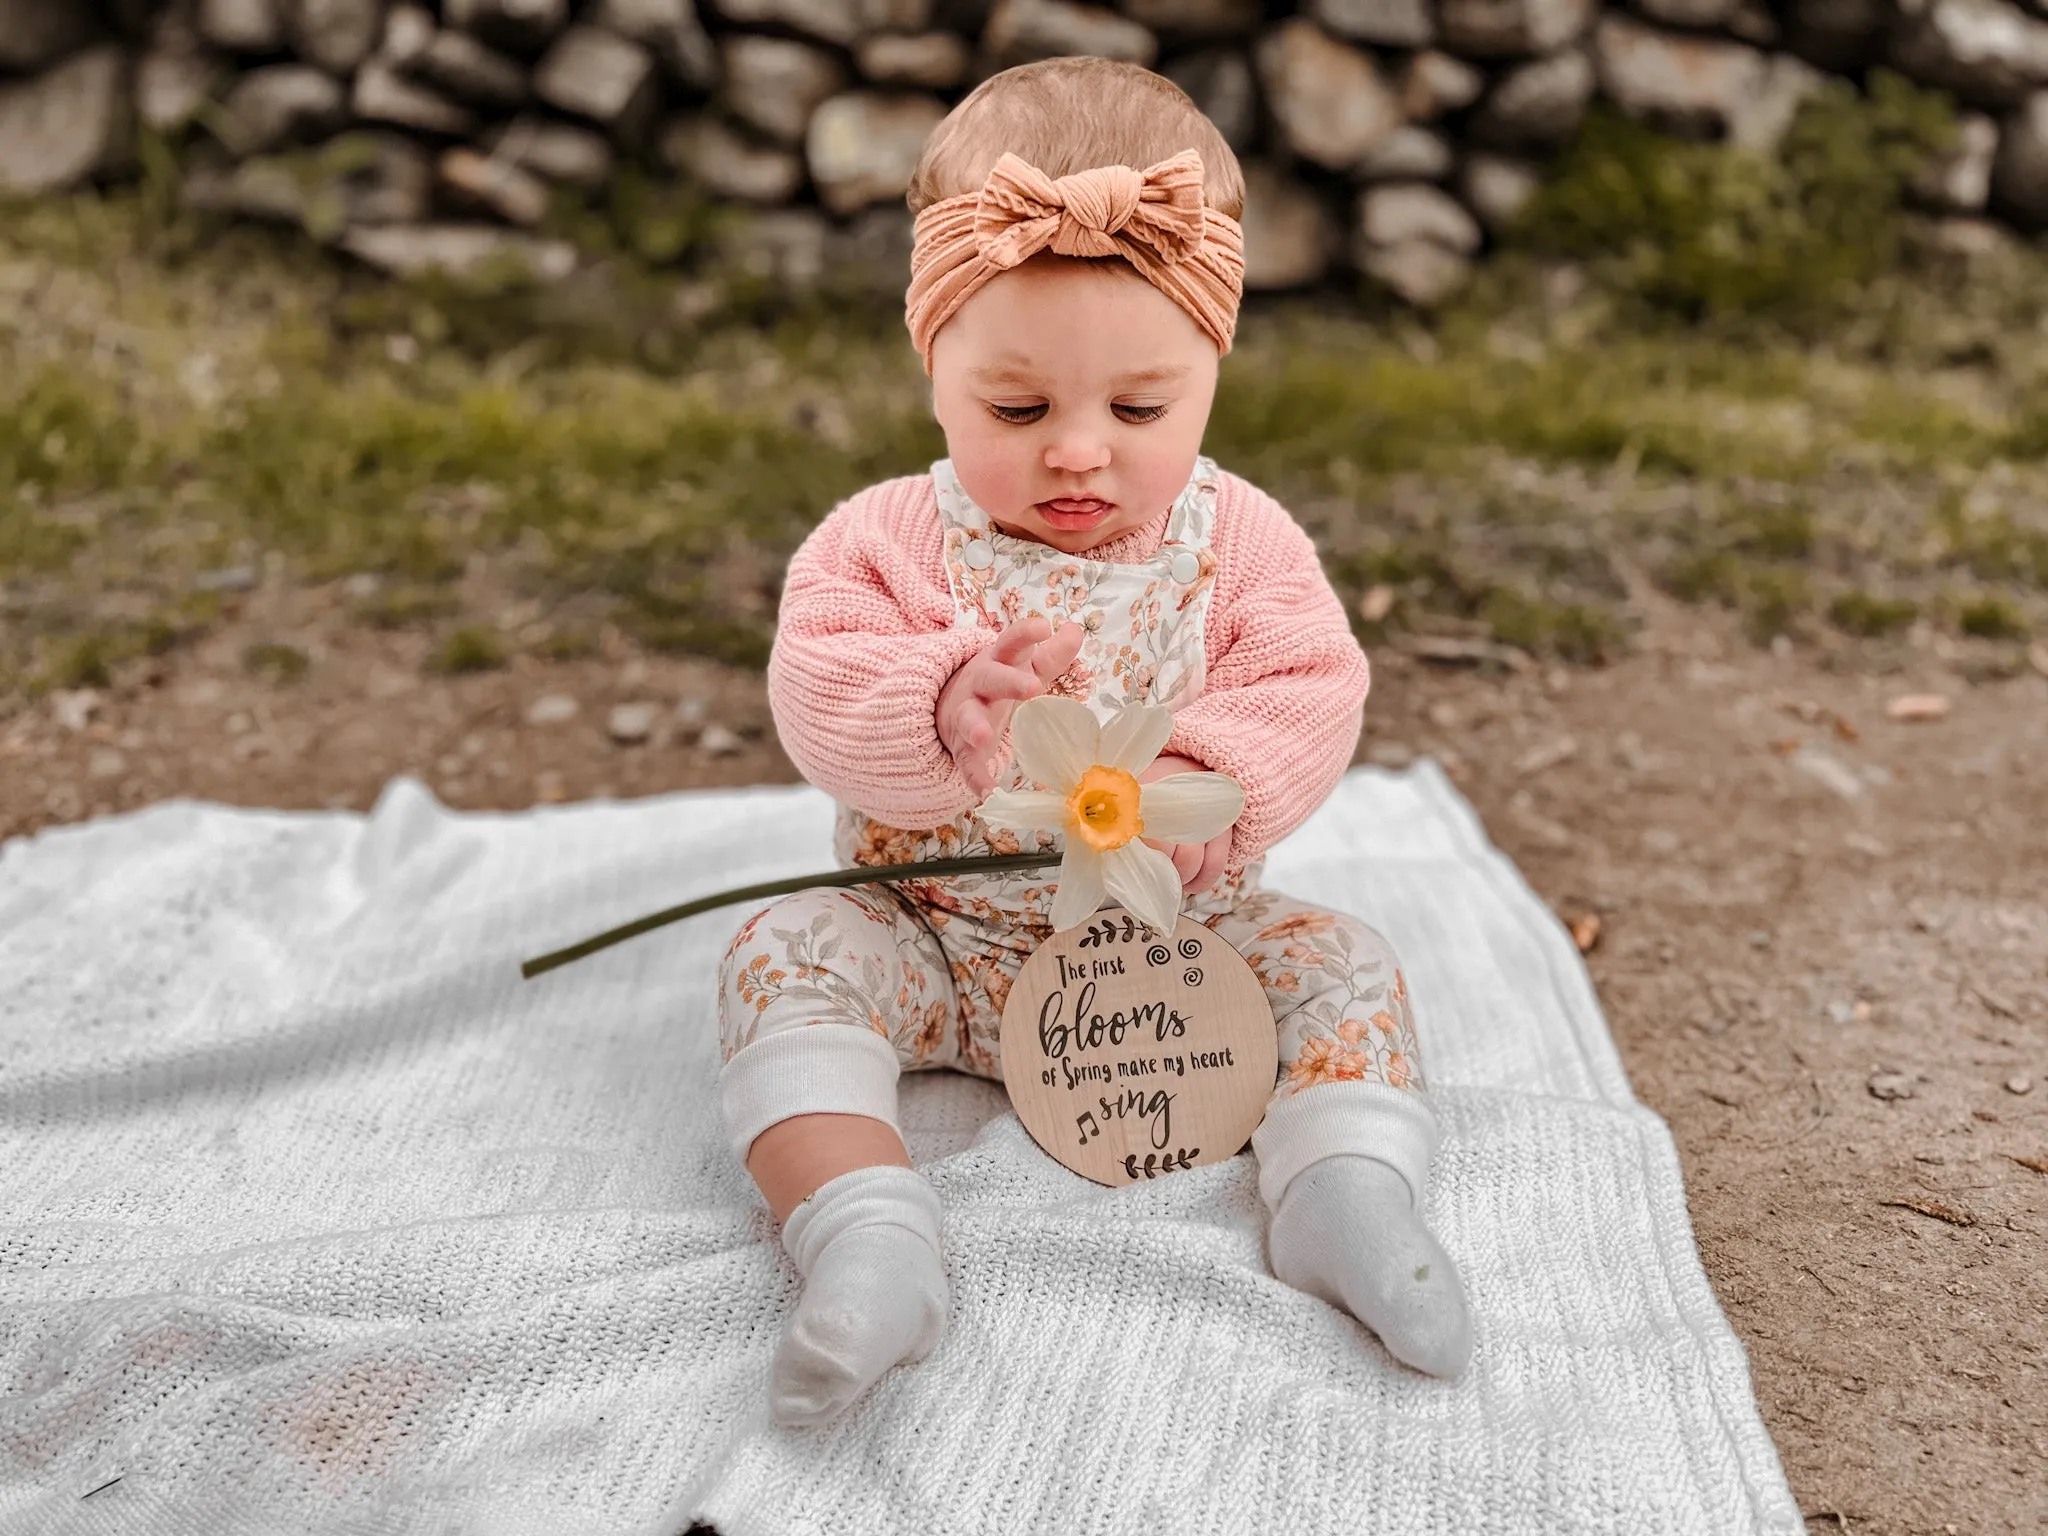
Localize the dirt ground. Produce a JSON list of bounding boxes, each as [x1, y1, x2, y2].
[[1, 569, 2042, 1536]]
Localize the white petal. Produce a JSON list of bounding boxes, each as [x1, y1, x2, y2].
[[1047, 843, 1107, 933], [977, 787, 1070, 834], [1101, 841, 1184, 938], [1098, 703, 1174, 775], [1010, 695, 1098, 792], [1136, 772, 1245, 844]]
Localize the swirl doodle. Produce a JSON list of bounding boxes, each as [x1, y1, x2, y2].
[[1178, 938, 1202, 959], [1183, 967, 1203, 988], [1146, 944, 1172, 967]]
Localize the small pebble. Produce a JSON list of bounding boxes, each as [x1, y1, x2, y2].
[[1747, 930, 1773, 950], [193, 565, 258, 593], [88, 748, 126, 780], [50, 689, 100, 733], [698, 722, 746, 757], [608, 702, 659, 744], [2007, 1074, 2034, 1096], [1885, 693, 1951, 723], [1829, 1000, 1873, 1025], [525, 694, 579, 727], [1868, 1070, 1916, 1101], [675, 696, 709, 728]]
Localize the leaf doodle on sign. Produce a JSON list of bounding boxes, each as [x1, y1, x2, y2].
[[1076, 913, 1143, 949], [1123, 1148, 1200, 1179]]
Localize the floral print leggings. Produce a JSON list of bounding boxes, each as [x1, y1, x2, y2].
[[716, 881, 1427, 1105]]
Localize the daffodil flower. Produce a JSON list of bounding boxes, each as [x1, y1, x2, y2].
[[976, 695, 1245, 937]]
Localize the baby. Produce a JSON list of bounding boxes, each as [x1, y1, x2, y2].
[[717, 56, 1471, 1428]]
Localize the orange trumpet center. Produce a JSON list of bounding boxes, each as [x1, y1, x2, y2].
[[1066, 764, 1144, 853]]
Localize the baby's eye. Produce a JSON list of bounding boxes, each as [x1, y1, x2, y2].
[[1114, 403, 1169, 424], [987, 402, 1047, 424]]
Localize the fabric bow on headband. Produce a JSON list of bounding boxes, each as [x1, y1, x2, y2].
[[904, 148, 1246, 370]]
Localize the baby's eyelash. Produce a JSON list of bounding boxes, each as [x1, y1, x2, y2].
[[984, 402, 1171, 425]]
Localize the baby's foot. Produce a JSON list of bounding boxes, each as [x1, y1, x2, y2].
[[772, 1164, 948, 1426], [1267, 1154, 1472, 1378]]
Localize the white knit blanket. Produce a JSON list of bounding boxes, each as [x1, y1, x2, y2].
[[0, 765, 1804, 1536]]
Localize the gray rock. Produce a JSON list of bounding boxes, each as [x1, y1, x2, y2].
[[488, 115, 614, 187], [663, 114, 806, 201], [1240, 160, 1338, 288], [1727, 0, 1778, 43], [1162, 49, 1257, 150], [831, 205, 916, 294], [0, 0, 99, 71], [1440, 0, 1594, 56], [414, 29, 528, 107], [1593, 14, 1763, 137], [712, 0, 932, 47], [1359, 181, 1482, 253], [1784, 0, 1885, 70], [1362, 241, 1471, 305], [807, 92, 950, 214], [588, 0, 718, 88], [1400, 49, 1486, 117], [525, 693, 580, 725], [1629, 0, 1738, 26], [1889, 0, 2048, 110], [291, 0, 385, 73], [721, 34, 846, 144], [1992, 89, 2048, 223], [440, 145, 550, 224], [1118, 0, 1259, 37], [857, 31, 971, 88], [185, 132, 431, 233], [0, 46, 130, 197], [1916, 111, 1998, 208], [718, 207, 835, 290], [1311, 0, 1434, 48], [1593, 18, 1820, 151], [1255, 19, 1402, 169], [608, 701, 661, 744], [137, 23, 224, 134], [354, 57, 479, 135], [984, 0, 1159, 66], [218, 65, 347, 155], [378, 3, 434, 65], [340, 223, 578, 280], [534, 26, 660, 138], [697, 722, 746, 756], [1355, 124, 1456, 180], [443, 0, 567, 54], [1459, 151, 1541, 230], [198, 0, 286, 52], [1473, 47, 1595, 145]]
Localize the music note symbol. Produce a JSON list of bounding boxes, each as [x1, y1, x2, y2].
[[1076, 1111, 1100, 1145]]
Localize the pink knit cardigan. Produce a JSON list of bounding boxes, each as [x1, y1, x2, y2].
[[766, 467, 1371, 877]]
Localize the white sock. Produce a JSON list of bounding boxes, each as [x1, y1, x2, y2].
[[771, 1163, 949, 1427], [1266, 1154, 1473, 1378]]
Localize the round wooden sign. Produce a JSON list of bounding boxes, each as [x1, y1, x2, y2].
[[1000, 907, 1278, 1187]]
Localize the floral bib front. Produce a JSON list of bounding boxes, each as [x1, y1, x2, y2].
[[832, 455, 1261, 931]]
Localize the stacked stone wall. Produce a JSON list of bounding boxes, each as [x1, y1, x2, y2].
[[2, 0, 2043, 303]]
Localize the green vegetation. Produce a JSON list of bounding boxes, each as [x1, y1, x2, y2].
[[4, 72, 2047, 701]]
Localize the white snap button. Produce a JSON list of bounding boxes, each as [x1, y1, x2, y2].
[[1169, 549, 1200, 583], [963, 538, 993, 570]]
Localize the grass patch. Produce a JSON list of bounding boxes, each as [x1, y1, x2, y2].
[[1956, 593, 2030, 639], [243, 641, 310, 683], [429, 625, 507, 674], [1829, 590, 1920, 637]]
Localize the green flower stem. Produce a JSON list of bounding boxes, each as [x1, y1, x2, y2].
[[518, 852, 1065, 980]]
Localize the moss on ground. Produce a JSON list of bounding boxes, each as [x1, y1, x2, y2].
[[5, 75, 2048, 699]]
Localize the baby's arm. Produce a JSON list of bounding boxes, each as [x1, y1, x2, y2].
[[769, 483, 1000, 827], [1164, 479, 1371, 876]]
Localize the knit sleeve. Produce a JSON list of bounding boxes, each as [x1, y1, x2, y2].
[[1163, 474, 1371, 876], [767, 476, 993, 829]]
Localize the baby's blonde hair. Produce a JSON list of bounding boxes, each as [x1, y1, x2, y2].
[[907, 57, 1246, 222]]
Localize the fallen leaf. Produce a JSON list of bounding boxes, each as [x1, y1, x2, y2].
[[1879, 1198, 1975, 1227], [1971, 1108, 2001, 1123], [1769, 737, 1801, 756], [1885, 693, 1951, 723], [1568, 912, 1602, 953], [1830, 713, 1860, 743], [2008, 1154, 2048, 1176]]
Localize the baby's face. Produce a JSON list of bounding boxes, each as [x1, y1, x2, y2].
[[929, 256, 1220, 555]]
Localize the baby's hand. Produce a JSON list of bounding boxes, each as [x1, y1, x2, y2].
[[1140, 753, 1234, 897], [937, 616, 1085, 799]]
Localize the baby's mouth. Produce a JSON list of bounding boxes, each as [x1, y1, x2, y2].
[[1039, 497, 1112, 527]]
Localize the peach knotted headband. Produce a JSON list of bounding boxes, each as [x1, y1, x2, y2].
[[904, 149, 1246, 373]]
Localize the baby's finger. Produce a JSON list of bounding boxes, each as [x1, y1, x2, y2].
[[1030, 621, 1085, 684], [987, 616, 1051, 666]]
